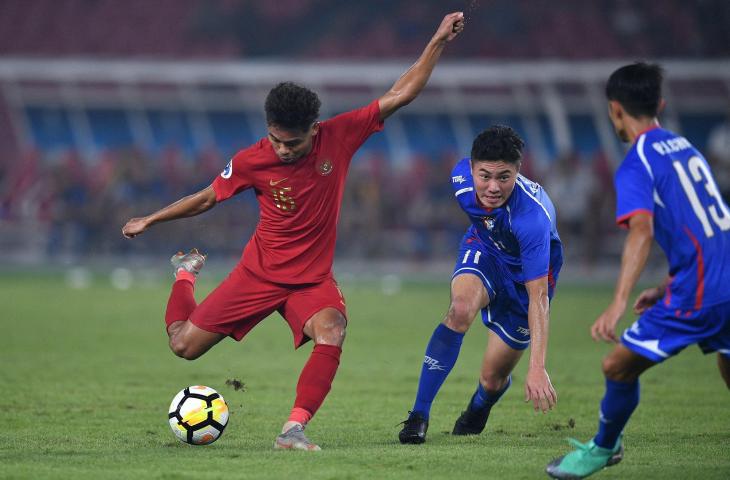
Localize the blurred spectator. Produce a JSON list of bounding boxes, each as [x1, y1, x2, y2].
[[0, 0, 728, 60], [541, 150, 596, 262]]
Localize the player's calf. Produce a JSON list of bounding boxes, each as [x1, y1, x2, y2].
[[719, 353, 730, 389]]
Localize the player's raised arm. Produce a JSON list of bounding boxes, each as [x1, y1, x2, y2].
[[524, 276, 557, 413], [121, 185, 218, 238], [378, 11, 464, 120], [591, 213, 654, 342]]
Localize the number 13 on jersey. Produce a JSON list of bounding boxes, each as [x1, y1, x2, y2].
[[674, 156, 730, 238]]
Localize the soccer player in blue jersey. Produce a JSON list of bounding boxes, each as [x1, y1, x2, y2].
[[546, 62, 730, 479], [399, 125, 563, 444]]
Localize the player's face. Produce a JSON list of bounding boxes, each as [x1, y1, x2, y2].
[[471, 160, 519, 209], [608, 101, 630, 143], [268, 123, 319, 163]]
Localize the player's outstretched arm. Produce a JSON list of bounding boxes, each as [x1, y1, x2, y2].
[[377, 11, 464, 120], [592, 213, 654, 341], [121, 185, 218, 238], [524, 276, 557, 413]]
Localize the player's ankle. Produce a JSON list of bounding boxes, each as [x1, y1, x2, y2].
[[282, 420, 303, 433], [175, 269, 196, 284]]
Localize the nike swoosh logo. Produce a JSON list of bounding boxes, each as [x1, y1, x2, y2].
[[269, 178, 288, 186]]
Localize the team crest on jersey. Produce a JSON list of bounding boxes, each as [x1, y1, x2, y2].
[[483, 216, 495, 230], [316, 158, 333, 176], [221, 160, 233, 179]]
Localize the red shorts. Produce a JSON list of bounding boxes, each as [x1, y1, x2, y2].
[[189, 263, 347, 348]]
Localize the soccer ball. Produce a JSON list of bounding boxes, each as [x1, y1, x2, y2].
[[168, 385, 229, 445]]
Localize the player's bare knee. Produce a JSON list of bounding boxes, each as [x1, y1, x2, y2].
[[602, 355, 634, 382], [480, 372, 509, 393], [312, 314, 347, 346], [444, 298, 476, 333], [169, 336, 200, 361]]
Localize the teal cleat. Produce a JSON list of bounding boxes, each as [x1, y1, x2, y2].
[[545, 436, 624, 479]]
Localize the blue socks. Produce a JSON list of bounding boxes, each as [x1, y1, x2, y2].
[[594, 378, 640, 449], [412, 324, 465, 418], [469, 375, 511, 410]]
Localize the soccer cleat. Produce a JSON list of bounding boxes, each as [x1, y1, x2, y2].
[[452, 402, 491, 435], [398, 411, 429, 444], [274, 424, 321, 451], [545, 436, 624, 479], [170, 248, 207, 276]]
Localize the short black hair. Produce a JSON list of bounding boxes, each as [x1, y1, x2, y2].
[[265, 82, 321, 132], [471, 125, 524, 164], [605, 62, 664, 118]]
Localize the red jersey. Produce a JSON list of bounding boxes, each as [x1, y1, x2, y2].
[[212, 100, 384, 285]]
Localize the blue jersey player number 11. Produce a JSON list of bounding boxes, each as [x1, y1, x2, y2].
[[399, 125, 564, 445]]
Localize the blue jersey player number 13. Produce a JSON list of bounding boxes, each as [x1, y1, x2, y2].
[[546, 62, 730, 480]]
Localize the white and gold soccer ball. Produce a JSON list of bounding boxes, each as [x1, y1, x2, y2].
[[168, 386, 229, 445]]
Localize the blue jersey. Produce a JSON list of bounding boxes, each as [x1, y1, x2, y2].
[[451, 158, 563, 285], [616, 127, 730, 311]]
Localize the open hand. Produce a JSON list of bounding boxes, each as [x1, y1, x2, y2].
[[525, 367, 557, 413]]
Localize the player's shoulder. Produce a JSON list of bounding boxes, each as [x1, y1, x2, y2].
[[321, 100, 380, 128], [450, 158, 473, 192], [512, 176, 552, 224], [231, 138, 271, 163], [451, 158, 471, 178]]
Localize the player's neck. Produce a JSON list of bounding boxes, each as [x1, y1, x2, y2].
[[626, 118, 661, 143]]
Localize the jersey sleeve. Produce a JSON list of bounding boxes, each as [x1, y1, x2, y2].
[[514, 210, 552, 282], [615, 150, 655, 229], [324, 100, 384, 157], [211, 148, 254, 202]]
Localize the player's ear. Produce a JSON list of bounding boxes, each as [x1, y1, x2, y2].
[[657, 98, 666, 115], [608, 100, 626, 122], [311, 121, 320, 136]]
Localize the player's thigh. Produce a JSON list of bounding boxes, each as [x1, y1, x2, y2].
[[281, 276, 347, 348], [190, 265, 285, 341], [480, 329, 524, 387], [602, 344, 657, 382]]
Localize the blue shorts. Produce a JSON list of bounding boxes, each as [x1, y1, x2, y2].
[[452, 235, 558, 351], [621, 300, 730, 363]]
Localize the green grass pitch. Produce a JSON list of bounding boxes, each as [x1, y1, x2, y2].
[[1, 274, 728, 479]]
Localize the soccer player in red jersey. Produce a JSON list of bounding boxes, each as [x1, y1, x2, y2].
[[121, 12, 465, 451]]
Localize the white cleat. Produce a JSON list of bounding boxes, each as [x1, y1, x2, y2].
[[170, 248, 207, 276], [274, 424, 321, 451]]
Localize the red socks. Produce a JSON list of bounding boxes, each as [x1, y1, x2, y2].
[[290, 344, 342, 424], [164, 273, 197, 329]]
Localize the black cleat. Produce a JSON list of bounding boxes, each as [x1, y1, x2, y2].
[[452, 402, 491, 435], [398, 411, 429, 444]]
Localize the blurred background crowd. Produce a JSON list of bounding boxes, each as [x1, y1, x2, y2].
[[1, 0, 729, 276]]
